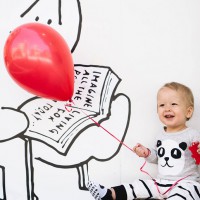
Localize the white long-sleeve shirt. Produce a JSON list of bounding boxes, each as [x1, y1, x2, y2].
[[146, 127, 200, 182]]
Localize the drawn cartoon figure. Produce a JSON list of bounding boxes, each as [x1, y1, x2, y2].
[[0, 0, 131, 199]]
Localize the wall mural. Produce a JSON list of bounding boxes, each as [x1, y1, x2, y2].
[[0, 0, 131, 199]]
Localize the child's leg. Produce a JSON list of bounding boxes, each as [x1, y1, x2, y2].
[[87, 181, 131, 200], [87, 181, 113, 200], [167, 181, 200, 200], [87, 179, 166, 200]]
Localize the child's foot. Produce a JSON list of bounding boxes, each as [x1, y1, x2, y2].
[[87, 181, 113, 200]]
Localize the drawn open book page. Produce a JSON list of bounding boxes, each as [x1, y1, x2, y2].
[[23, 65, 121, 154], [71, 65, 121, 115]]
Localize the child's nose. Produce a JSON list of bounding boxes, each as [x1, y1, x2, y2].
[[165, 105, 171, 111]]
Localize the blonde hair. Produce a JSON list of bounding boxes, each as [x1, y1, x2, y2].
[[159, 82, 194, 120]]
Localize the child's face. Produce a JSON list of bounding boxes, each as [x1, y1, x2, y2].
[[157, 87, 193, 132]]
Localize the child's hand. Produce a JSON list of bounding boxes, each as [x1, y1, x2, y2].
[[133, 143, 150, 158]]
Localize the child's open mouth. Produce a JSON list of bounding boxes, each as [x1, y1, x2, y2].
[[165, 115, 174, 119]]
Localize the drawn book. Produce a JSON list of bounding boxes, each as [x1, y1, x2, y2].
[[23, 65, 121, 154]]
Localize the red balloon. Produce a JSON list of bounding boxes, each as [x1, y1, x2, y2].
[[4, 23, 74, 101]]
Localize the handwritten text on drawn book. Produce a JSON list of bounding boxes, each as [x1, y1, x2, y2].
[[74, 69, 101, 108], [31, 102, 81, 135]]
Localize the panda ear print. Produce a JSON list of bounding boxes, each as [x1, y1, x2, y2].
[[179, 142, 187, 151], [157, 140, 162, 147]]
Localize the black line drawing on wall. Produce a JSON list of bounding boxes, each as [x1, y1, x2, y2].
[[20, 0, 82, 53], [20, 0, 62, 25], [0, 1, 131, 199]]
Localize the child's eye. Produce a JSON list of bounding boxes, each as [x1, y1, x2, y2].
[[159, 104, 164, 107], [172, 103, 178, 106]]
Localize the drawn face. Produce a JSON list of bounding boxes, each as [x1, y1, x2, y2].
[[157, 139, 187, 176], [3, 0, 81, 52]]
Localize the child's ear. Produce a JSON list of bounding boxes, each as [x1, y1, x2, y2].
[[186, 106, 193, 120]]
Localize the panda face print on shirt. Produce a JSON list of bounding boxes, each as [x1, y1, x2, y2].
[[157, 139, 187, 176]]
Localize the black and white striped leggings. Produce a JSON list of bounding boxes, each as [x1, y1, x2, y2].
[[112, 179, 200, 200]]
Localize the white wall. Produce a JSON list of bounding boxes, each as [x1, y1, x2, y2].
[[1, 0, 200, 199]]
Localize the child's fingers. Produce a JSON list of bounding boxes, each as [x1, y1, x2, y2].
[[133, 143, 141, 152], [135, 148, 145, 157]]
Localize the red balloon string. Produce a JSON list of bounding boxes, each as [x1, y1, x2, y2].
[[64, 100, 134, 152]]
